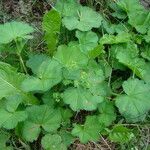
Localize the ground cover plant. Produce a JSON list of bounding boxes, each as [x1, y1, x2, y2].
[[0, 0, 150, 149]]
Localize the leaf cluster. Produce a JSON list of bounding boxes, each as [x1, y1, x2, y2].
[[0, 0, 150, 149]]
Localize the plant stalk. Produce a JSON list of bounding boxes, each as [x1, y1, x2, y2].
[[17, 53, 28, 74]]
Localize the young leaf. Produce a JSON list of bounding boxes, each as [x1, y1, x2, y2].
[[62, 6, 102, 31], [42, 92, 56, 107], [75, 61, 105, 88], [54, 44, 89, 70], [116, 0, 144, 13], [99, 32, 131, 45], [116, 0, 150, 34], [144, 29, 150, 43], [55, 0, 80, 17], [59, 130, 75, 146], [0, 21, 34, 44], [109, 125, 134, 143], [128, 11, 150, 34], [75, 30, 98, 53], [5, 94, 23, 112], [101, 19, 129, 34], [88, 44, 104, 59], [98, 100, 116, 126], [26, 54, 49, 75], [42, 9, 61, 54], [22, 55, 62, 92], [0, 62, 22, 99], [115, 78, 150, 122], [0, 62, 38, 104], [63, 87, 103, 111], [72, 116, 102, 143], [114, 43, 150, 83], [0, 100, 27, 129], [141, 44, 150, 61], [60, 108, 73, 126], [22, 105, 62, 142], [0, 109, 27, 129], [41, 134, 67, 150]]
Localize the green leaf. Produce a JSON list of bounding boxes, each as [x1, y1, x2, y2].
[[115, 78, 150, 122], [26, 54, 49, 75], [72, 116, 102, 143], [0, 131, 13, 150], [98, 60, 112, 78], [144, 29, 150, 43], [22, 121, 41, 142], [0, 62, 38, 104], [141, 44, 150, 61], [62, 60, 110, 111], [42, 9, 61, 54], [109, 125, 134, 143], [100, 32, 131, 45], [54, 44, 88, 69], [114, 43, 150, 83], [116, 0, 144, 13], [0, 62, 23, 99], [98, 100, 116, 126], [55, 0, 80, 17], [128, 11, 150, 34], [42, 92, 56, 107], [0, 100, 27, 129], [60, 108, 73, 126], [75, 30, 98, 53], [5, 94, 23, 112], [75, 61, 105, 88], [22, 55, 62, 92], [63, 87, 103, 111], [88, 44, 104, 59], [59, 130, 75, 146], [109, 1, 127, 19], [22, 105, 61, 142], [62, 6, 102, 31], [116, 0, 150, 34], [41, 134, 67, 150], [102, 19, 129, 34], [0, 21, 34, 44]]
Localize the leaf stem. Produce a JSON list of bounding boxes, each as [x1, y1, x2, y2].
[[17, 53, 28, 74], [15, 39, 28, 74], [111, 92, 120, 96]]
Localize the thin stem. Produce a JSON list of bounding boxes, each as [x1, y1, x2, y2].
[[17, 53, 28, 74], [15, 39, 28, 74], [108, 68, 112, 87], [111, 92, 120, 96]]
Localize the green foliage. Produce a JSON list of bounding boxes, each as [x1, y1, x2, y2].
[[63, 87, 103, 111], [115, 78, 150, 122], [0, 0, 150, 149], [22, 54, 63, 92], [100, 32, 131, 45], [56, 0, 102, 31], [22, 105, 61, 142], [42, 134, 67, 150], [0, 131, 13, 150], [116, 0, 150, 34], [0, 62, 38, 104], [98, 100, 116, 126], [42, 9, 61, 54], [0, 21, 34, 44], [76, 30, 98, 53], [109, 125, 134, 143], [72, 116, 102, 143]]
